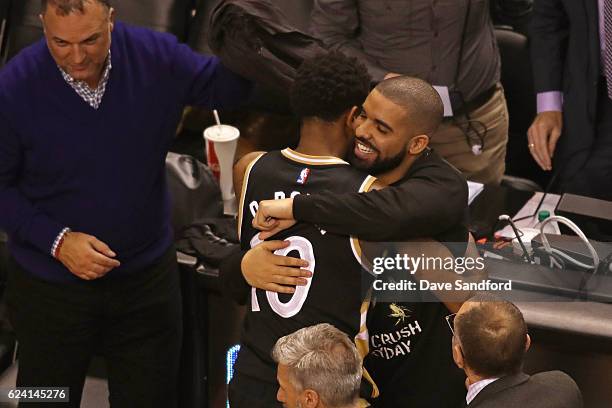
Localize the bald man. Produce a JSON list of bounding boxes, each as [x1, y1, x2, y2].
[[451, 294, 582, 408]]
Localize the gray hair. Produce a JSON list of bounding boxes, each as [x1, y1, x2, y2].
[[272, 323, 362, 407], [41, 0, 111, 15]]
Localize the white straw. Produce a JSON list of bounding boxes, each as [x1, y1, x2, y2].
[[213, 109, 222, 127]]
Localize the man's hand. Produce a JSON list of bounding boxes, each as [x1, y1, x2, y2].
[[527, 111, 563, 171], [56, 232, 120, 280], [253, 198, 296, 239], [241, 240, 311, 294]]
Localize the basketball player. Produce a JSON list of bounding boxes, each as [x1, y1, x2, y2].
[[243, 77, 477, 407], [228, 51, 380, 408]]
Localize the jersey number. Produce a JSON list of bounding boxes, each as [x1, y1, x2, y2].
[[250, 235, 316, 318]]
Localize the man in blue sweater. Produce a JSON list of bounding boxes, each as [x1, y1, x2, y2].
[[0, 0, 251, 406]]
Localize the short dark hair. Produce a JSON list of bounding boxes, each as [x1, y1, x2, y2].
[[374, 76, 443, 136], [455, 293, 528, 378], [290, 51, 371, 122], [41, 0, 111, 15]]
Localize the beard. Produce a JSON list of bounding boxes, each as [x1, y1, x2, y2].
[[348, 146, 406, 175]]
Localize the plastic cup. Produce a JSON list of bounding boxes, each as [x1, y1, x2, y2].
[[203, 124, 240, 215]]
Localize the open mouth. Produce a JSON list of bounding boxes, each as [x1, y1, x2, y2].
[[356, 140, 375, 154], [354, 137, 378, 157]]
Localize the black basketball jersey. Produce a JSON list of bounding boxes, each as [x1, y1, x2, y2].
[[235, 148, 376, 385]]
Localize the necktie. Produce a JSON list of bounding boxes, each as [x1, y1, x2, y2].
[[604, 0, 612, 98]]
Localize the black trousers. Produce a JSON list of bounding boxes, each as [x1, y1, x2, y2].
[[564, 81, 612, 202], [228, 372, 283, 408], [5, 246, 182, 408]]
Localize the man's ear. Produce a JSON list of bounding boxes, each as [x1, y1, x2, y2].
[[408, 134, 429, 155], [452, 341, 464, 369], [347, 106, 359, 127], [109, 7, 115, 30], [39, 14, 45, 32], [302, 389, 320, 408], [525, 333, 531, 352]]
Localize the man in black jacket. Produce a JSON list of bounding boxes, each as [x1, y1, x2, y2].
[[528, 0, 612, 201], [228, 51, 378, 408], [223, 76, 475, 407], [245, 77, 471, 408], [225, 77, 469, 297]]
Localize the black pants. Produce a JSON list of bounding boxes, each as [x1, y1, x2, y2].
[[5, 246, 182, 408], [228, 372, 282, 408], [564, 81, 612, 202]]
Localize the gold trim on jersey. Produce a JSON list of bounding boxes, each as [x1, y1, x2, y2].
[[355, 292, 380, 399], [237, 152, 266, 240], [281, 148, 349, 166], [350, 175, 377, 263], [351, 176, 380, 400], [359, 174, 377, 193]]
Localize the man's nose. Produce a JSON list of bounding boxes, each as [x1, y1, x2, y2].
[[71, 45, 87, 64], [356, 121, 373, 140]]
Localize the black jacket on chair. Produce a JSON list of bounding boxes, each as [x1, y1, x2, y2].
[[530, 0, 600, 184], [208, 0, 327, 93], [466, 371, 582, 408]]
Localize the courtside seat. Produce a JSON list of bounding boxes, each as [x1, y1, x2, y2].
[[1, 0, 41, 63], [0, 0, 10, 62]]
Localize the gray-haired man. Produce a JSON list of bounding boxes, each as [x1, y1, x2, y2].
[[272, 323, 362, 408]]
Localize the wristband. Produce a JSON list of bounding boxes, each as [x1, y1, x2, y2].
[[51, 227, 71, 258]]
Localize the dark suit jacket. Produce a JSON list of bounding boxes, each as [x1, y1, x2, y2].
[[530, 0, 600, 182], [467, 371, 583, 408]]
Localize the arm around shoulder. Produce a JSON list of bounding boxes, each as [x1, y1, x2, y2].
[[293, 165, 467, 241]]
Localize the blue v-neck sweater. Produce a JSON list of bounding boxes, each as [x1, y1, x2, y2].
[[0, 22, 251, 282]]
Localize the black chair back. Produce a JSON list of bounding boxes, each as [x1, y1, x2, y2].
[[0, 0, 10, 60], [188, 0, 314, 113], [189, 0, 313, 54], [1, 0, 42, 63]]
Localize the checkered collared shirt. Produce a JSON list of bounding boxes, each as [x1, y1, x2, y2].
[[58, 52, 112, 109], [466, 377, 499, 405]]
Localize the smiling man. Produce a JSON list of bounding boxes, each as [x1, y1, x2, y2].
[[252, 77, 468, 245], [42, 0, 112, 88], [236, 76, 472, 407], [0, 0, 251, 406], [228, 51, 379, 408]]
